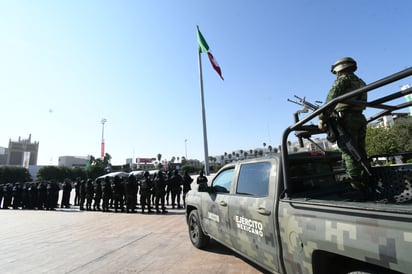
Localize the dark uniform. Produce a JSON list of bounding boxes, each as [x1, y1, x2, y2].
[[165, 171, 172, 205], [139, 171, 153, 213], [27, 182, 38, 209], [125, 174, 138, 213], [3, 183, 13, 209], [85, 179, 94, 211], [0, 184, 3, 208], [170, 170, 183, 209], [93, 179, 102, 211], [182, 171, 193, 207], [153, 171, 168, 213], [101, 176, 112, 212], [37, 182, 47, 210], [319, 57, 368, 190], [61, 179, 72, 208], [12, 183, 23, 209], [74, 178, 81, 206], [112, 175, 124, 212], [196, 170, 208, 185], [79, 180, 86, 210], [22, 182, 29, 209]]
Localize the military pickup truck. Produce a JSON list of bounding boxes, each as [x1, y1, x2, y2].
[[185, 67, 412, 274]]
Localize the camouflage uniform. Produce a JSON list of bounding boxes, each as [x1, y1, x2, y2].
[[320, 71, 367, 182]]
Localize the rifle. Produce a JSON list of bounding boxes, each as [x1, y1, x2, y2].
[[288, 95, 372, 176]]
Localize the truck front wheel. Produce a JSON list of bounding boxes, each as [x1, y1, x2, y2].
[[188, 209, 210, 248]]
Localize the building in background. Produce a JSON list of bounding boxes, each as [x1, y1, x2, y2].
[[0, 134, 39, 166], [58, 156, 88, 167]]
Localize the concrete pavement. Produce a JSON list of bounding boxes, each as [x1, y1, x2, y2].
[[0, 207, 265, 274]]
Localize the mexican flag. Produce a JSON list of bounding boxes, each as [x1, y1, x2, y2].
[[197, 26, 224, 80]]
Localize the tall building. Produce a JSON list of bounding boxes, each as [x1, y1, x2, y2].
[[5, 134, 39, 166]]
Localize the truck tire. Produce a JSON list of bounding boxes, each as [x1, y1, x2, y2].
[[188, 209, 210, 248]]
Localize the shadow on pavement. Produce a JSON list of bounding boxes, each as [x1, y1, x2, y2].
[[202, 238, 270, 273]]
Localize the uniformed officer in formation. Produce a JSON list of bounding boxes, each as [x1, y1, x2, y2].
[[61, 179, 72, 208], [169, 170, 183, 209], [93, 179, 102, 211], [85, 179, 94, 211], [153, 171, 168, 214], [101, 176, 112, 212], [125, 174, 138, 213], [139, 171, 153, 213], [74, 178, 81, 206], [182, 171, 193, 208], [0, 169, 198, 213]]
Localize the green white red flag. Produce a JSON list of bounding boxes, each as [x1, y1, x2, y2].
[[197, 26, 224, 80]]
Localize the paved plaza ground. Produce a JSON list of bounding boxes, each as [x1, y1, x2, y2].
[[0, 206, 264, 274]]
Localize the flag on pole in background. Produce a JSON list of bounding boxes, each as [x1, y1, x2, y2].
[[197, 26, 224, 80], [23, 151, 30, 169]]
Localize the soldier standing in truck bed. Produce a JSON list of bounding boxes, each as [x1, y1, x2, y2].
[[318, 57, 369, 191]]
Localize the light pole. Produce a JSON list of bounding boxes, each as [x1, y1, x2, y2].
[[185, 139, 188, 159], [101, 118, 107, 158]]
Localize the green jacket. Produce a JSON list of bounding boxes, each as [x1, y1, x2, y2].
[[320, 72, 366, 120]]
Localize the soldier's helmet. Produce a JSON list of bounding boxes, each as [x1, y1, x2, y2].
[[144, 171, 150, 177], [331, 57, 357, 74]]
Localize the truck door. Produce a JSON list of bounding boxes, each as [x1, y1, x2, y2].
[[228, 161, 280, 273], [199, 167, 234, 247]]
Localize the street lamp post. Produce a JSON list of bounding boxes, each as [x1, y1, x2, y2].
[[101, 118, 107, 158], [185, 139, 188, 159]]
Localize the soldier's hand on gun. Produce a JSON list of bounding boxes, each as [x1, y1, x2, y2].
[[318, 119, 326, 130]]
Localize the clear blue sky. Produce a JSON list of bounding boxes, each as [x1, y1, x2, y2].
[[1, 1, 411, 165]]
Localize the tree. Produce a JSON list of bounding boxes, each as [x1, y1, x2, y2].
[[391, 117, 412, 151], [157, 153, 162, 162], [0, 166, 32, 184], [366, 126, 398, 156]]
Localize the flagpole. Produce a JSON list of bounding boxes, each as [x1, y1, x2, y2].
[[198, 49, 210, 175]]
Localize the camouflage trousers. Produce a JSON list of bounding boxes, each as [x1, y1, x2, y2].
[[338, 111, 367, 179]]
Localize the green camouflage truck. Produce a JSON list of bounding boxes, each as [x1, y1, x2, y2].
[[185, 67, 412, 274]]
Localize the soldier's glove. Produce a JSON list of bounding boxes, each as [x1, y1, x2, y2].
[[317, 119, 326, 130]]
